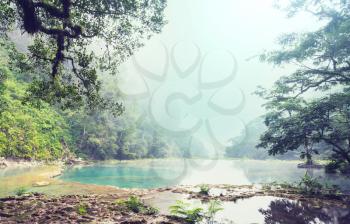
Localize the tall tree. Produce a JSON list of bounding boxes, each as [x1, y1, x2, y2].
[[257, 99, 318, 165], [257, 0, 350, 171], [258, 92, 350, 168], [0, 0, 167, 113]]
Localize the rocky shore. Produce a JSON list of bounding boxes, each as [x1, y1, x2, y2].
[[0, 158, 51, 169], [0, 157, 96, 197], [1, 184, 350, 223], [0, 156, 89, 170], [1, 160, 350, 223], [168, 184, 350, 207], [0, 193, 183, 224]]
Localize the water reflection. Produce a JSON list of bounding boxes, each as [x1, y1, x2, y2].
[[260, 199, 350, 224], [145, 192, 350, 224]]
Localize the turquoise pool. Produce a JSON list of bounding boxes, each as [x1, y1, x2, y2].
[[60, 159, 350, 189]]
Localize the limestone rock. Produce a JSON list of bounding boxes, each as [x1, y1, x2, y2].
[[33, 181, 50, 187]]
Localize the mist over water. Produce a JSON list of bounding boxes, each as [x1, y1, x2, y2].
[[116, 0, 320, 155], [1, 1, 350, 223]]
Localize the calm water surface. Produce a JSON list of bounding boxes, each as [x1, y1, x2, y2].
[[1, 159, 350, 223], [60, 159, 350, 189]]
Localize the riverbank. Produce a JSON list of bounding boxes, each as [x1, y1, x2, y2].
[[1, 184, 349, 223], [2, 158, 349, 198], [0, 158, 60, 169], [0, 164, 132, 197], [168, 184, 350, 207], [0, 192, 183, 224], [0, 158, 103, 197], [0, 157, 330, 170], [0, 156, 91, 169]]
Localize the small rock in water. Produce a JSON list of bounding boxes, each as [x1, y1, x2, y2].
[[33, 181, 50, 187], [0, 162, 7, 169]]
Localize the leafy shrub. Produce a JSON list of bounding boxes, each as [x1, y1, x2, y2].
[[14, 186, 27, 196], [199, 184, 210, 195], [115, 196, 158, 214], [144, 206, 159, 215], [296, 173, 341, 196], [297, 173, 323, 195], [76, 203, 88, 215], [205, 200, 223, 224], [169, 200, 204, 224], [121, 196, 143, 213]]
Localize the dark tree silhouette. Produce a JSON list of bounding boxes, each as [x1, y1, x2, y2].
[[0, 0, 167, 113], [259, 199, 347, 224]]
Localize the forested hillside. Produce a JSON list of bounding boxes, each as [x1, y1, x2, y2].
[[0, 40, 71, 160], [0, 38, 187, 161]]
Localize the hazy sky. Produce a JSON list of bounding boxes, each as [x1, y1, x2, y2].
[[116, 0, 320, 152]]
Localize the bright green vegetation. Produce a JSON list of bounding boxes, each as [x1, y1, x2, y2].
[[0, 0, 167, 113], [169, 199, 223, 224], [0, 0, 183, 162], [13, 187, 28, 196], [67, 106, 188, 160], [199, 184, 210, 195], [76, 203, 88, 216], [206, 200, 224, 224], [169, 200, 204, 224], [0, 39, 190, 160], [250, 0, 350, 173], [0, 40, 71, 160], [115, 196, 158, 215]]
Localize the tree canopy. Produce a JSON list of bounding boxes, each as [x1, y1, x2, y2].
[[0, 0, 167, 113], [0, 38, 189, 161], [257, 0, 350, 172]]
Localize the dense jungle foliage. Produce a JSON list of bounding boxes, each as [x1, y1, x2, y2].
[[0, 38, 187, 160], [0, 0, 167, 114]]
